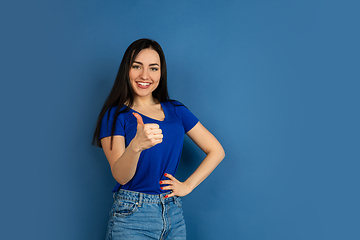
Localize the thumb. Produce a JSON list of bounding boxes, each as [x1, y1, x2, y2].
[[132, 112, 144, 125]]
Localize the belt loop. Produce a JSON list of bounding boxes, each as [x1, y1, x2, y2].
[[138, 192, 143, 207]]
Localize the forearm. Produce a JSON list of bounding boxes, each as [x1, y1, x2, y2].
[[184, 147, 225, 192], [111, 140, 142, 185]]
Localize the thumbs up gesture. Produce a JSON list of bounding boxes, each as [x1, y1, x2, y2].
[[132, 112, 163, 151]]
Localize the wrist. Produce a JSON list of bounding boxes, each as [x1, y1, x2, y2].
[[184, 180, 195, 193], [129, 139, 142, 153]]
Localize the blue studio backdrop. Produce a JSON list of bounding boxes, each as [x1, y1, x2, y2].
[[1, 0, 359, 239]]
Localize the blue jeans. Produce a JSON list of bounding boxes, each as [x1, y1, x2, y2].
[[106, 189, 186, 240]]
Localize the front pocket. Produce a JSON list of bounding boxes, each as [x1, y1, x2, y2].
[[113, 199, 138, 217], [174, 196, 183, 208]]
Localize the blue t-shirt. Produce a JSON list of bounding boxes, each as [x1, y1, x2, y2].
[[99, 100, 199, 194]]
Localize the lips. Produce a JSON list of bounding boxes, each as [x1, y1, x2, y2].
[[136, 81, 151, 89]]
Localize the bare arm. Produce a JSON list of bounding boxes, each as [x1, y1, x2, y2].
[[161, 122, 225, 197], [101, 113, 163, 185], [101, 136, 141, 185]]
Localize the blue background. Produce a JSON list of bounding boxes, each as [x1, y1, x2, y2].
[[1, 0, 359, 239]]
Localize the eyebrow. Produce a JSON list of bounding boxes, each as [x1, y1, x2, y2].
[[133, 61, 160, 67]]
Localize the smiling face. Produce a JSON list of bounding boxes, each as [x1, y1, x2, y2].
[[129, 48, 161, 100]]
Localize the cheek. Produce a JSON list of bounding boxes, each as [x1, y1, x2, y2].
[[153, 81, 160, 89], [153, 72, 161, 82], [128, 70, 136, 81], [153, 76, 161, 87]]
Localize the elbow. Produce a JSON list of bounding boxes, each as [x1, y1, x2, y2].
[[113, 175, 131, 186], [219, 146, 225, 161], [207, 144, 225, 162], [117, 179, 130, 186], [111, 168, 134, 186], [215, 141, 225, 162]]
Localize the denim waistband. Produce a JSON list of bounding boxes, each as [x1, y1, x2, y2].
[[114, 189, 177, 207]]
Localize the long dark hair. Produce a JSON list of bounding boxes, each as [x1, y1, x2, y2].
[[92, 39, 170, 148]]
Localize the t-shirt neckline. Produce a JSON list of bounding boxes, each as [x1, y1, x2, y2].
[[130, 102, 166, 122]]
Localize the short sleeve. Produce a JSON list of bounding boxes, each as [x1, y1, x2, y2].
[[173, 101, 199, 132], [99, 107, 125, 139]]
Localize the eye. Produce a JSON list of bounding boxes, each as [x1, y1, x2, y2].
[[132, 65, 141, 70], [150, 67, 159, 72]]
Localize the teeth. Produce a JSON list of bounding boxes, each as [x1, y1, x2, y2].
[[138, 82, 150, 86]]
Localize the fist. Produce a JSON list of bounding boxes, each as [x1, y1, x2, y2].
[[133, 112, 163, 151]]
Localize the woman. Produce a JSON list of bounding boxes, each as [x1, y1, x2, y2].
[[93, 38, 225, 239]]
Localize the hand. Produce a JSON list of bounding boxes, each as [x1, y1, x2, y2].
[[160, 173, 192, 198], [132, 112, 163, 152]]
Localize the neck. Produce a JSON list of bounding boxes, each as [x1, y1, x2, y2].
[[133, 96, 158, 107]]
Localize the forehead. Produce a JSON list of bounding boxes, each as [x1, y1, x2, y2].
[[134, 48, 160, 64]]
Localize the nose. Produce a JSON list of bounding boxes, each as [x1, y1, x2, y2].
[[140, 68, 149, 79]]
